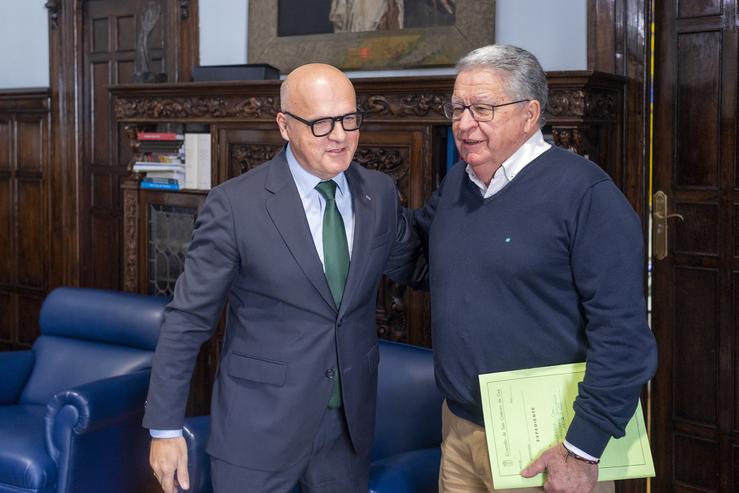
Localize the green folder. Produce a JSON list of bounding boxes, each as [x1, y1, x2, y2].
[[479, 363, 655, 489]]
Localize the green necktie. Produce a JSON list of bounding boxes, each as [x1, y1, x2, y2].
[[315, 180, 350, 408]]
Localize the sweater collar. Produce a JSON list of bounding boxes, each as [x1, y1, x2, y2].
[[465, 130, 551, 198]]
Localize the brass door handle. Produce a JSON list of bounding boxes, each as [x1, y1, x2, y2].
[[653, 191, 683, 260], [653, 211, 684, 221]]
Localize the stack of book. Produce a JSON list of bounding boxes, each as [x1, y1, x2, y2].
[[132, 132, 212, 191], [133, 132, 186, 190]]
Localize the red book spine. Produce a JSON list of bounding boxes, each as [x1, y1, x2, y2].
[[137, 132, 183, 141]]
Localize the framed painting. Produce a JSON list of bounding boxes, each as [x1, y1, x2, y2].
[[248, 0, 495, 72]]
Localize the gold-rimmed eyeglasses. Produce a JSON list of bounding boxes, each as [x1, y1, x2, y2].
[[442, 100, 530, 122]]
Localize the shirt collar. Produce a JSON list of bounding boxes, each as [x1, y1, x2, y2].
[[285, 144, 349, 200], [465, 129, 551, 190]]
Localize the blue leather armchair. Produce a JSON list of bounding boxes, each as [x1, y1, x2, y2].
[[0, 287, 168, 493], [182, 340, 443, 493]]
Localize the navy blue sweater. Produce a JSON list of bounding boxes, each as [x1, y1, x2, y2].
[[415, 146, 657, 456]]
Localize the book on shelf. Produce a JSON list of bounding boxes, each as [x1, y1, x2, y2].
[[139, 141, 184, 151], [133, 162, 186, 173], [140, 180, 180, 191], [137, 132, 185, 141], [184, 133, 212, 190], [141, 152, 183, 164], [144, 171, 185, 188]]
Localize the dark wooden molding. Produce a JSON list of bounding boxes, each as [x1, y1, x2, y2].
[[122, 184, 139, 293], [179, 0, 190, 19], [0, 89, 51, 112], [45, 0, 60, 29], [358, 93, 447, 120], [114, 94, 280, 121]]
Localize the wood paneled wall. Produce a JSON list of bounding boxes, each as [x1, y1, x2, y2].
[[588, 0, 649, 223], [0, 90, 51, 349]]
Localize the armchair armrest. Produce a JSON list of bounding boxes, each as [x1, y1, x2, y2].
[[44, 370, 151, 460], [0, 350, 34, 404], [369, 447, 441, 493]]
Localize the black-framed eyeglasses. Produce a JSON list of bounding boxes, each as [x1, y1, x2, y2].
[[442, 99, 530, 122], [283, 111, 365, 137]]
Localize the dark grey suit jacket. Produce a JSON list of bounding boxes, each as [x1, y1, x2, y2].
[[143, 150, 417, 471]]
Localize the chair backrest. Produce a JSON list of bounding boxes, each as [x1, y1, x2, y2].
[[370, 340, 443, 461], [19, 287, 169, 405]]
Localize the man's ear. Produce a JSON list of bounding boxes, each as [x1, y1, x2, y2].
[[523, 100, 541, 132], [276, 112, 290, 141]]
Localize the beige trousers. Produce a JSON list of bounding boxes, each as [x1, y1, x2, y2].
[[438, 401, 615, 493]]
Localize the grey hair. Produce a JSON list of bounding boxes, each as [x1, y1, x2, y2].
[[456, 44, 548, 127]]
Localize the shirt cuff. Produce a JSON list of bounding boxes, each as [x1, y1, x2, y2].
[[563, 440, 600, 461], [150, 428, 183, 439]]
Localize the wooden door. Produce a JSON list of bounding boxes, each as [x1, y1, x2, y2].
[[652, 1, 738, 490], [81, 0, 175, 290]]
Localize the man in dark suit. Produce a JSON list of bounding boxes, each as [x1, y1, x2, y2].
[[145, 63, 418, 493]]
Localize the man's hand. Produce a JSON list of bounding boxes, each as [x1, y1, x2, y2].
[[520, 443, 598, 493], [150, 437, 190, 493]]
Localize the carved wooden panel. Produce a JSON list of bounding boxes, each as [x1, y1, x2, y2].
[[676, 32, 721, 189], [678, 0, 721, 18], [115, 95, 280, 121], [214, 125, 284, 181], [359, 124, 435, 346], [674, 434, 720, 490], [122, 184, 139, 293], [673, 266, 719, 425], [0, 90, 50, 350], [230, 143, 282, 176], [673, 202, 719, 256], [17, 180, 45, 287]]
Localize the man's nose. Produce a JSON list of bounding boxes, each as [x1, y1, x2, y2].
[[456, 109, 479, 132], [326, 121, 347, 140]]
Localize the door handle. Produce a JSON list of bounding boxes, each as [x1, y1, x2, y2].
[[653, 190, 684, 260]]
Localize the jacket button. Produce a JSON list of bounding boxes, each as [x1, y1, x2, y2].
[[325, 368, 335, 379]]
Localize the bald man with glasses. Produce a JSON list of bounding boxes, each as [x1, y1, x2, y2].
[[145, 63, 419, 493]]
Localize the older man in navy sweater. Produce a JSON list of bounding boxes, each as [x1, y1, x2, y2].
[[414, 45, 657, 493]]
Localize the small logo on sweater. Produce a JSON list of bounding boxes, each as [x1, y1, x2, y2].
[[505, 237, 511, 243]]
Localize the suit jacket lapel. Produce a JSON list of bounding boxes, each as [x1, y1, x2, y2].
[[264, 152, 336, 312], [340, 163, 374, 317]]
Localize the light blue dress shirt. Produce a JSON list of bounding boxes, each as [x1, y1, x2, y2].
[[151, 144, 355, 439]]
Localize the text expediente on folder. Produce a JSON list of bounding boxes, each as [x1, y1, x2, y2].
[[479, 363, 655, 489]]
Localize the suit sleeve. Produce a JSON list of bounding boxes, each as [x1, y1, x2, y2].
[[565, 180, 658, 457], [393, 178, 444, 290], [143, 187, 240, 430], [382, 176, 426, 285]]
